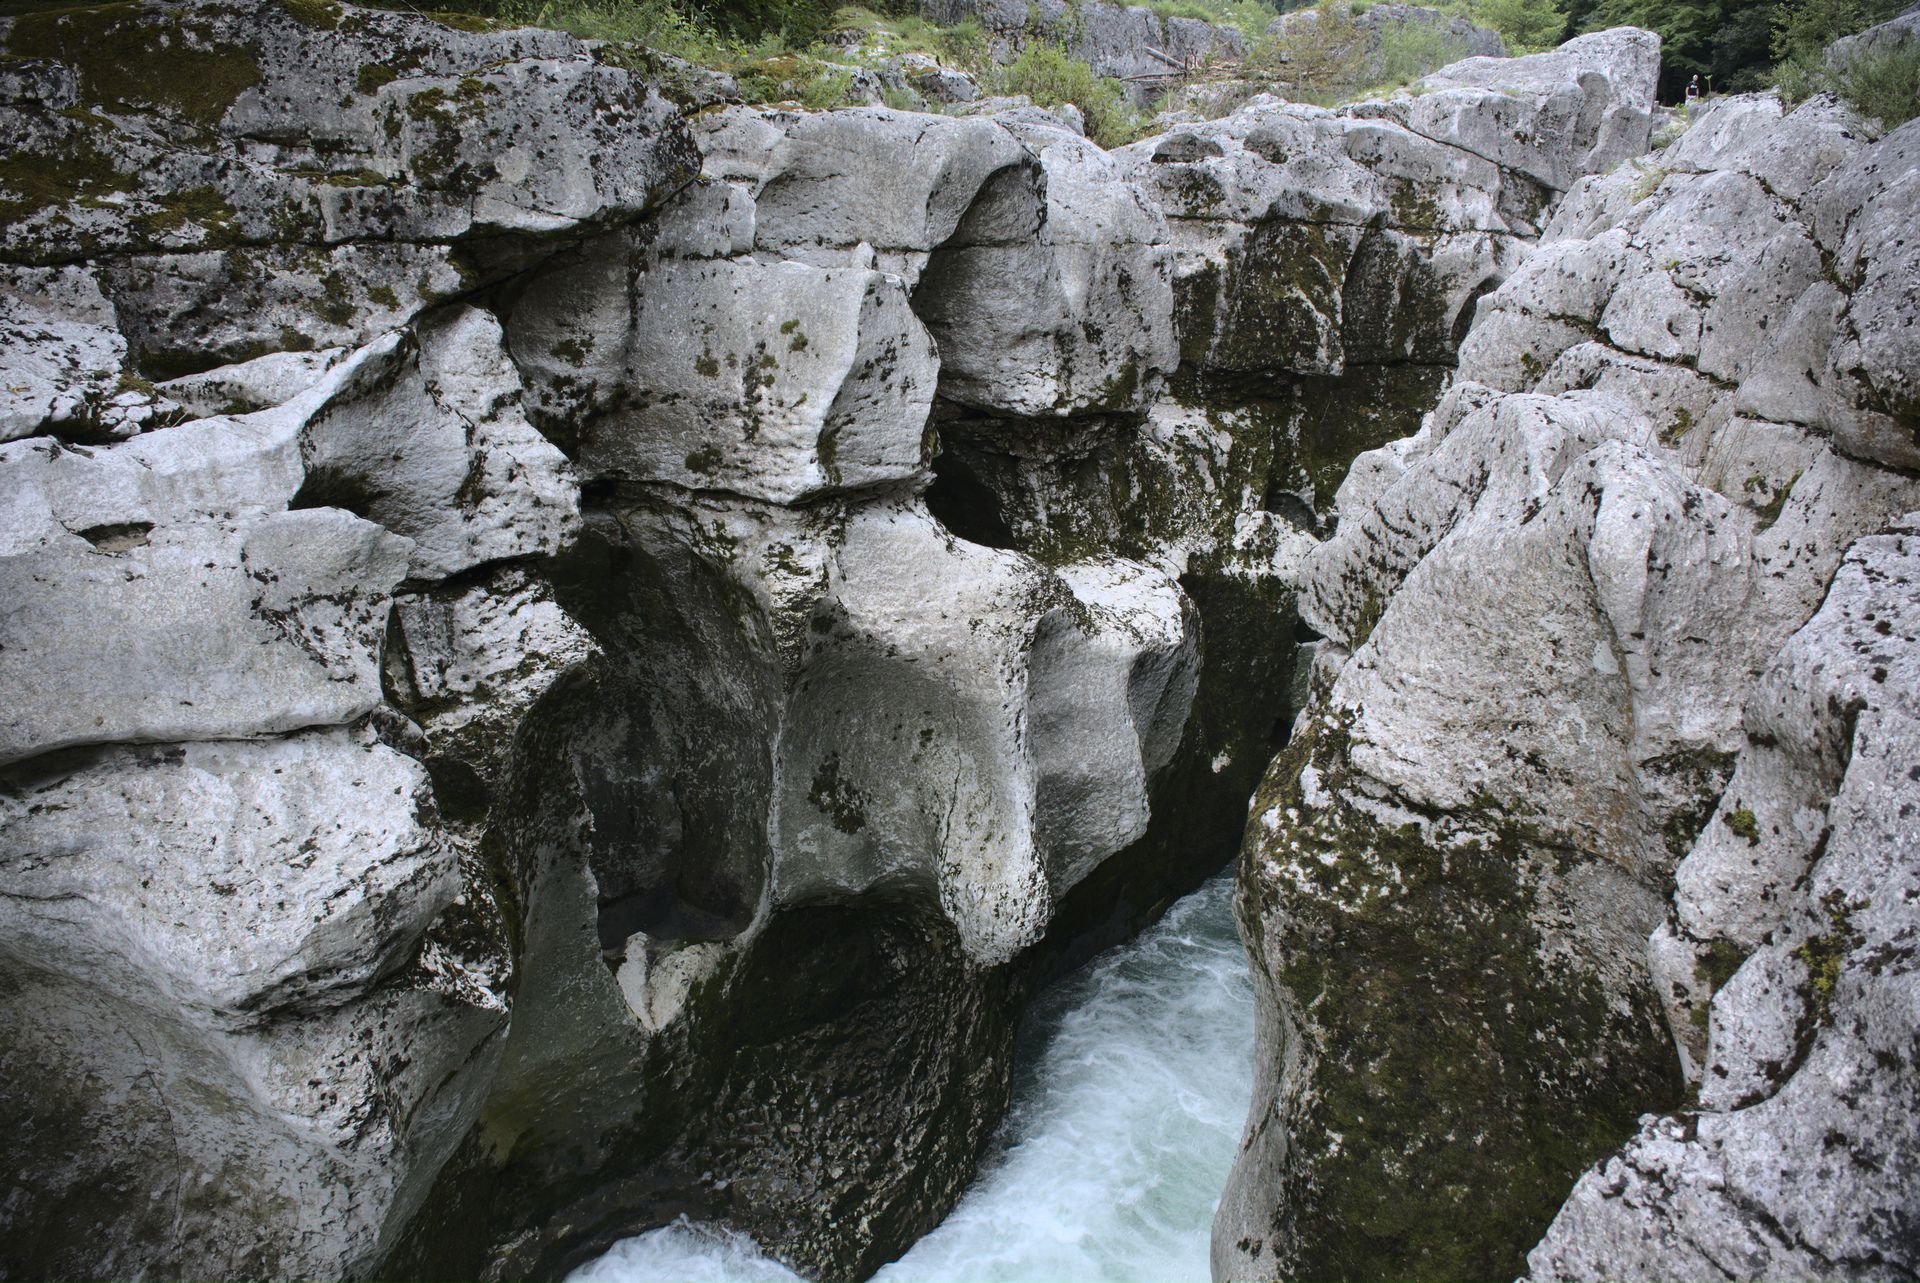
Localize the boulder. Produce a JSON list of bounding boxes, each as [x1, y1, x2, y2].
[[1399, 28, 1661, 190], [510, 196, 940, 503], [300, 304, 579, 579], [0, 508, 409, 766], [915, 124, 1178, 418]]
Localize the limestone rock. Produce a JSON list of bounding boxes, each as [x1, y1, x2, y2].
[[0, 508, 408, 767], [1529, 519, 1920, 1282], [301, 304, 579, 580], [1810, 116, 1920, 467], [159, 346, 348, 418], [387, 564, 598, 796], [776, 501, 1200, 964], [510, 208, 939, 503], [1217, 42, 1920, 1283], [694, 106, 1030, 279], [0, 724, 505, 1281], [1117, 103, 1530, 376], [0, 729, 455, 1022], [915, 125, 1178, 418], [1386, 29, 1659, 191], [0, 0, 698, 366], [0, 266, 132, 443], [886, 52, 978, 104]]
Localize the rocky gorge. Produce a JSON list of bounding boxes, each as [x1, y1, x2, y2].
[[0, 3, 1915, 1282]]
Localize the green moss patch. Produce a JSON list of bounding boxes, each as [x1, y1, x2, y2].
[[5, 4, 262, 131], [1242, 709, 1684, 1280], [280, 0, 342, 29], [1793, 890, 1865, 1026], [131, 184, 239, 244]]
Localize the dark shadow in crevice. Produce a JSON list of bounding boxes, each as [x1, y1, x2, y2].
[[923, 443, 1016, 549], [541, 500, 778, 955]]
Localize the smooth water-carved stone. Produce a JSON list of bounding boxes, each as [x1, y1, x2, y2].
[[301, 305, 579, 579], [775, 502, 1200, 965], [1401, 28, 1661, 190], [696, 106, 1030, 278], [0, 509, 408, 766], [916, 124, 1178, 419], [0, 728, 454, 1022], [514, 242, 938, 502], [0, 266, 129, 443]]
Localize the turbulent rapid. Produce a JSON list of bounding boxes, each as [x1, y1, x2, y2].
[[569, 875, 1253, 1283]]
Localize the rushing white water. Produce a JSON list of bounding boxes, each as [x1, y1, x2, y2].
[[569, 874, 1252, 1283]]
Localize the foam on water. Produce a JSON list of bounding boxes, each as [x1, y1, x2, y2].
[[568, 874, 1252, 1283]]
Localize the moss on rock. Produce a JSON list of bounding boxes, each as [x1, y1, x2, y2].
[[4, 4, 262, 131], [1236, 708, 1685, 1280]]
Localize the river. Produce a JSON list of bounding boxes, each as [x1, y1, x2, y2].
[[568, 873, 1252, 1283]]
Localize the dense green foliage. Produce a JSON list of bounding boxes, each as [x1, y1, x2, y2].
[[991, 41, 1147, 146], [1142, 0, 1286, 37], [376, 0, 1913, 121], [1819, 39, 1920, 125], [1581, 0, 1909, 98], [1473, 0, 1567, 51], [1773, 0, 1918, 125]]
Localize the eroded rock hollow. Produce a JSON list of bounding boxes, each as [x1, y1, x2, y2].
[[2, 3, 1916, 1282]]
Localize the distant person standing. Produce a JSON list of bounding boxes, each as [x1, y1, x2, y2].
[[1686, 74, 1702, 104]]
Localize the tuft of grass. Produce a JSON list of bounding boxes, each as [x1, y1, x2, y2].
[[1142, 0, 1279, 39], [476, 0, 729, 61], [1242, 0, 1477, 107], [732, 52, 864, 108], [1372, 20, 1469, 85]]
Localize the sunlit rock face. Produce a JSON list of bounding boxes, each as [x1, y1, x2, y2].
[[1216, 60, 1920, 1283]]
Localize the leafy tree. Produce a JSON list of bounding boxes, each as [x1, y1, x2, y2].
[[1585, 0, 1720, 81], [1709, 2, 1774, 91], [1773, 0, 1909, 65], [1245, 0, 1371, 101], [1773, 0, 1914, 108], [1474, 0, 1569, 53]]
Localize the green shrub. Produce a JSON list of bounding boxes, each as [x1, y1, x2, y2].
[[1245, 0, 1371, 103], [1471, 0, 1567, 53], [448, 0, 726, 59], [1772, 0, 1907, 68], [798, 64, 857, 108], [993, 41, 1145, 147], [936, 17, 991, 69], [1771, 0, 1917, 122], [1373, 21, 1469, 83], [1831, 40, 1920, 126], [732, 52, 865, 107]]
